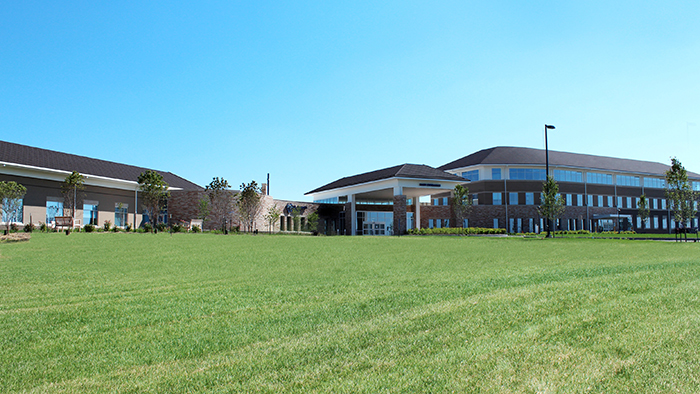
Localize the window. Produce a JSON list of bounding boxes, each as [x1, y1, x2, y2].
[[46, 198, 63, 224], [553, 170, 583, 183], [651, 199, 657, 210], [587, 173, 613, 184], [661, 199, 666, 210], [493, 193, 502, 205], [626, 197, 632, 208], [662, 216, 668, 229], [492, 168, 501, 180], [442, 197, 448, 206], [577, 194, 583, 206], [509, 168, 546, 180], [693, 181, 700, 191], [436, 219, 442, 228], [115, 203, 128, 227], [566, 194, 572, 206], [444, 219, 449, 228], [2, 198, 23, 223], [653, 216, 659, 229], [493, 218, 499, 229], [598, 195, 603, 207], [83, 202, 99, 226], [433, 198, 438, 206], [644, 178, 665, 189], [525, 193, 534, 205], [617, 175, 640, 186], [637, 217, 641, 228], [607, 196, 613, 207], [509, 192, 518, 205], [429, 219, 434, 229], [635, 198, 640, 208], [617, 197, 622, 208], [587, 195, 593, 206], [463, 219, 469, 228], [462, 170, 479, 182]]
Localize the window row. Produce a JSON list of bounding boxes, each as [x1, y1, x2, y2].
[[456, 168, 675, 188], [491, 193, 671, 209]]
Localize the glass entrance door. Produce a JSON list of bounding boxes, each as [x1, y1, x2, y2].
[[363, 222, 386, 235]]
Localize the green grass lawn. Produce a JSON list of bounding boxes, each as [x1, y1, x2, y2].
[[1, 233, 699, 393]]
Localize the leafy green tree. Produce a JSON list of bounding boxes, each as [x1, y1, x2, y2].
[[538, 175, 565, 238], [263, 204, 281, 234], [292, 207, 302, 232], [205, 177, 233, 231], [637, 194, 650, 230], [0, 181, 27, 233], [137, 170, 169, 229], [306, 212, 319, 233], [61, 171, 85, 221], [665, 158, 699, 228], [450, 184, 472, 228], [238, 181, 263, 232]]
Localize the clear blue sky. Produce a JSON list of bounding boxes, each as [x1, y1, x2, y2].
[[2, 1, 699, 201]]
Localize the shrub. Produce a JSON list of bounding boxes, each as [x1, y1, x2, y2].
[[39, 222, 48, 232], [156, 223, 167, 232], [103, 220, 111, 232], [23, 223, 35, 233], [125, 224, 132, 232], [143, 223, 153, 232], [9, 223, 19, 233], [191, 225, 201, 233], [112, 225, 120, 233], [84, 224, 95, 233], [170, 223, 185, 233]]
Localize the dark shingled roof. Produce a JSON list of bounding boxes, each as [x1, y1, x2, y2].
[[438, 146, 700, 178], [306, 163, 465, 195], [0, 140, 203, 190]]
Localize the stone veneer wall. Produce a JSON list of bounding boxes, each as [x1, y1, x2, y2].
[[169, 191, 324, 233]]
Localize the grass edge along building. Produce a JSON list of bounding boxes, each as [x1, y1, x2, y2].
[[307, 146, 700, 235]]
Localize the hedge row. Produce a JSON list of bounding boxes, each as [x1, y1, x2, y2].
[[407, 227, 507, 235]]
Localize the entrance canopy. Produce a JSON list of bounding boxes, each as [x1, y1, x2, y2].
[[306, 163, 466, 235], [306, 163, 465, 202]]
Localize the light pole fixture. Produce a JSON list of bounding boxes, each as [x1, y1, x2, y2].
[[544, 124, 555, 238]]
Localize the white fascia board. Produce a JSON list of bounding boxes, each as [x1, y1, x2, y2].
[[0, 161, 182, 191], [309, 176, 463, 200]]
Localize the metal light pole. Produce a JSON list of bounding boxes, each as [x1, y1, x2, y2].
[[545, 124, 555, 238]]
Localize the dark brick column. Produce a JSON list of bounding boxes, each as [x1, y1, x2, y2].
[[393, 195, 407, 235]]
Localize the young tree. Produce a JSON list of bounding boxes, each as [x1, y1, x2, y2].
[[238, 181, 263, 232], [665, 158, 699, 229], [263, 204, 281, 234], [0, 181, 27, 234], [205, 177, 234, 231], [637, 194, 650, 230], [306, 212, 319, 233], [450, 184, 473, 228], [137, 170, 169, 230], [538, 175, 565, 238], [291, 207, 302, 232], [61, 171, 85, 222]]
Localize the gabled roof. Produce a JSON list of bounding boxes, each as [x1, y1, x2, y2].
[[306, 163, 465, 195], [438, 146, 700, 178], [0, 140, 203, 190]]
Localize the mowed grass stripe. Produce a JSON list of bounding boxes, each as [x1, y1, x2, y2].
[[1, 233, 699, 392]]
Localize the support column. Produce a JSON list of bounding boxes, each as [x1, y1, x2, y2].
[[393, 194, 407, 235], [415, 197, 421, 229], [348, 194, 357, 236]]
